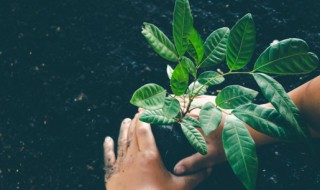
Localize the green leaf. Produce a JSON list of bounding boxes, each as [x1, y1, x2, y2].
[[166, 65, 174, 79], [173, 0, 193, 56], [233, 104, 296, 141], [170, 63, 189, 96], [162, 97, 181, 118], [199, 27, 230, 68], [182, 116, 201, 128], [181, 56, 197, 78], [140, 110, 177, 125], [142, 23, 179, 62], [181, 123, 207, 155], [253, 73, 310, 140], [226, 13, 256, 70], [253, 38, 319, 75], [222, 115, 258, 190], [198, 71, 225, 86], [199, 102, 222, 136], [130, 83, 166, 110], [216, 85, 258, 109], [187, 81, 208, 96], [188, 43, 198, 63], [187, 27, 205, 63]]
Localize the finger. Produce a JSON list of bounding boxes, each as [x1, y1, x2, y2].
[[128, 114, 138, 140], [174, 153, 214, 175], [127, 114, 140, 152], [138, 108, 144, 113], [176, 167, 212, 190], [117, 118, 131, 158], [103, 136, 116, 178], [135, 119, 157, 152], [175, 96, 183, 103]]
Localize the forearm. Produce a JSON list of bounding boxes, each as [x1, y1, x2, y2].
[[289, 76, 320, 136], [245, 76, 320, 146], [174, 77, 320, 174]]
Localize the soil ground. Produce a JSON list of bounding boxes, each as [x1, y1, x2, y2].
[[0, 0, 320, 189]]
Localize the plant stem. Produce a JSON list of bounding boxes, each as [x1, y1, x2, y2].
[[183, 98, 193, 117], [188, 106, 202, 113], [182, 70, 198, 117], [226, 71, 253, 75], [190, 71, 253, 104], [181, 66, 253, 117]]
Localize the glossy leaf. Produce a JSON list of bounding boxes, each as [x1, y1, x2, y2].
[[223, 115, 258, 190], [233, 104, 296, 140], [198, 71, 225, 86], [181, 123, 207, 155], [162, 97, 181, 118], [253, 73, 310, 140], [142, 23, 179, 62], [187, 81, 207, 96], [173, 0, 193, 56], [140, 110, 176, 124], [187, 27, 204, 63], [181, 56, 196, 78], [170, 63, 189, 96], [130, 83, 166, 110], [167, 65, 174, 79], [188, 43, 198, 63], [182, 116, 201, 128], [216, 85, 258, 109], [253, 38, 319, 75], [226, 13, 256, 70], [199, 102, 222, 136], [199, 27, 230, 68]]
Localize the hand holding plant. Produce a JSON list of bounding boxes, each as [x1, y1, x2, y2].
[[104, 115, 211, 190], [130, 0, 319, 189]]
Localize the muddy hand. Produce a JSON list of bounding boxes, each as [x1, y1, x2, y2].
[[104, 114, 211, 190], [104, 118, 131, 183]]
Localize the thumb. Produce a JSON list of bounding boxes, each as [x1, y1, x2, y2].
[[174, 153, 214, 175], [176, 167, 212, 190]]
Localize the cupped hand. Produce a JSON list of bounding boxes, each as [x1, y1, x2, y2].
[[174, 95, 227, 175], [104, 114, 212, 190], [174, 95, 277, 175]]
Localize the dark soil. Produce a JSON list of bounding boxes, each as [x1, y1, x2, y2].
[[152, 124, 197, 173], [0, 0, 320, 189]]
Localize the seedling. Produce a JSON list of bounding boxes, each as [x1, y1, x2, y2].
[[130, 0, 319, 189]]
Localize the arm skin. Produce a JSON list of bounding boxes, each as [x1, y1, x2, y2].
[[174, 76, 320, 175], [104, 114, 212, 190]]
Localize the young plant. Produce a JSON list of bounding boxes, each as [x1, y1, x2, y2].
[[130, 0, 319, 189]]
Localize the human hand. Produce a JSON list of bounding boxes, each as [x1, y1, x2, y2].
[[104, 114, 212, 190], [174, 95, 227, 175], [174, 95, 279, 175]]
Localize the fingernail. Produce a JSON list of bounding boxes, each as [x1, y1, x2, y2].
[[122, 118, 131, 125], [174, 166, 185, 174], [105, 136, 111, 143]]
